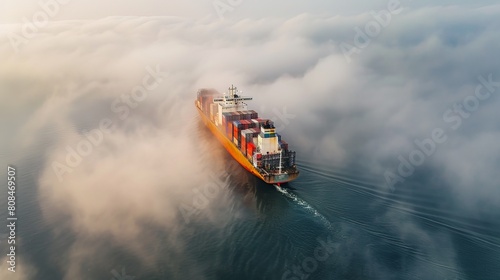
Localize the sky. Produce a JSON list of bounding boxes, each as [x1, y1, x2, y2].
[[1, 0, 500, 23], [1, 1, 500, 279]]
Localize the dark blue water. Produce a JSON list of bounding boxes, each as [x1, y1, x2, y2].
[[1, 111, 499, 280]]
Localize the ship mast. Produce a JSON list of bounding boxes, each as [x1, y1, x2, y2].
[[229, 84, 237, 97]]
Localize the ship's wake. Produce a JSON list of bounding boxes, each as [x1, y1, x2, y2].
[[274, 184, 335, 232]]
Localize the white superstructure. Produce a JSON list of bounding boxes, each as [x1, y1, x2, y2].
[[257, 125, 279, 155], [213, 85, 252, 125]]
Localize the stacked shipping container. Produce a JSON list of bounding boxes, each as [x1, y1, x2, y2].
[[240, 128, 260, 156], [251, 118, 267, 127], [222, 112, 240, 139], [222, 110, 261, 145], [233, 120, 256, 146], [219, 109, 295, 166], [197, 89, 219, 114]]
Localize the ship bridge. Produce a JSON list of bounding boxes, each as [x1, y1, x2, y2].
[[214, 85, 253, 125]]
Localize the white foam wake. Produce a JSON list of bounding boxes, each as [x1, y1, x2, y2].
[[274, 184, 335, 231]]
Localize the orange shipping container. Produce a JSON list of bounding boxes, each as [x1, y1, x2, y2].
[[241, 137, 247, 153]]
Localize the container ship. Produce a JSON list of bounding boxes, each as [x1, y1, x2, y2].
[[195, 85, 299, 185]]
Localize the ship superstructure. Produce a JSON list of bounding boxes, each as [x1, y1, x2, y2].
[[195, 85, 299, 184]]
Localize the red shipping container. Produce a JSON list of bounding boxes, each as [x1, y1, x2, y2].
[[241, 120, 252, 130], [233, 126, 238, 140], [247, 142, 255, 157]]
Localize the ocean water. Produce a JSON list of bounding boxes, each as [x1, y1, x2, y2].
[[1, 110, 499, 280]]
